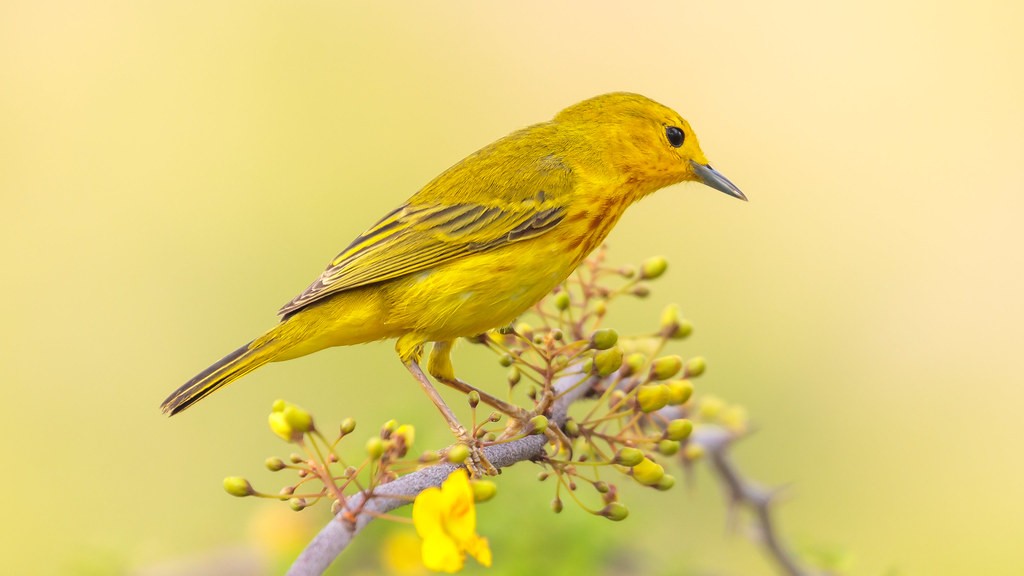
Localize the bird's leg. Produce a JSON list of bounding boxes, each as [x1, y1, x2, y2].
[[428, 341, 531, 423], [402, 357, 497, 477], [430, 340, 572, 456]]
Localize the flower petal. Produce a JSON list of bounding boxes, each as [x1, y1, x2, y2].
[[421, 534, 464, 573], [413, 487, 446, 540], [464, 535, 492, 567], [440, 470, 477, 544]]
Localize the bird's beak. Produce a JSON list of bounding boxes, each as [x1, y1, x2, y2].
[[690, 161, 747, 201]]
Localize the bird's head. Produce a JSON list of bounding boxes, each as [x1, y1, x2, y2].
[[554, 92, 746, 201]]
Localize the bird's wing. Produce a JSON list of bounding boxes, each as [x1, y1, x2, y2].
[[278, 184, 570, 317]]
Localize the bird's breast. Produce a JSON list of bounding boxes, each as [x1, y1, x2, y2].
[[383, 240, 577, 340]]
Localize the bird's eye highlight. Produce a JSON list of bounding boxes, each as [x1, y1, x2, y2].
[[665, 126, 685, 148]]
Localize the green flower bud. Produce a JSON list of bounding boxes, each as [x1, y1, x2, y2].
[[721, 405, 749, 433], [551, 497, 563, 513], [394, 424, 415, 447], [698, 395, 724, 419], [223, 476, 254, 497], [631, 284, 651, 298], [529, 415, 549, 435], [685, 356, 707, 378], [608, 389, 627, 407], [283, 404, 314, 434], [514, 322, 534, 340], [507, 366, 521, 386], [636, 384, 670, 413], [614, 447, 645, 467], [601, 502, 629, 521], [499, 353, 514, 367], [665, 419, 693, 441], [666, 380, 694, 405], [660, 304, 693, 339], [419, 450, 440, 463], [564, 418, 579, 437], [447, 444, 470, 464], [268, 411, 295, 443], [619, 265, 637, 278], [269, 400, 314, 442], [657, 439, 680, 456], [581, 358, 594, 374], [672, 320, 693, 339], [684, 444, 705, 461], [623, 353, 646, 377], [467, 390, 480, 408], [382, 419, 398, 434], [650, 355, 683, 381], [553, 291, 571, 311], [551, 355, 568, 370], [590, 329, 619, 350], [593, 300, 608, 316], [656, 474, 676, 491], [365, 437, 385, 460], [265, 457, 286, 471], [289, 497, 306, 511], [660, 303, 681, 331], [632, 458, 665, 486], [289, 453, 304, 464], [339, 417, 356, 435], [594, 347, 623, 377], [594, 481, 610, 494], [471, 480, 498, 503], [640, 256, 668, 280]]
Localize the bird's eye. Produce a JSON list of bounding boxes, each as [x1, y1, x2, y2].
[[665, 126, 685, 148]]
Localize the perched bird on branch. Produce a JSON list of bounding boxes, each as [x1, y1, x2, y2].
[[161, 92, 746, 474]]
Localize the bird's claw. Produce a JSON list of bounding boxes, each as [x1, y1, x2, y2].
[[456, 429, 498, 478]]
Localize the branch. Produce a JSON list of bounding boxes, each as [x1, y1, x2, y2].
[[286, 372, 594, 576], [691, 425, 817, 576]]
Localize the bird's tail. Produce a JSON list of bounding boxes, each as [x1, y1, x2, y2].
[[161, 331, 286, 416]]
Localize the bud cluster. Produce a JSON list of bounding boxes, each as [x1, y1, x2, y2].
[[223, 400, 438, 514], [222, 248, 755, 566], [471, 247, 747, 522]]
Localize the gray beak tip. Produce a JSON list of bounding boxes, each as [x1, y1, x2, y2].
[[690, 160, 747, 201]]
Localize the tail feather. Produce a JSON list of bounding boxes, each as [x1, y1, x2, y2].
[[161, 337, 279, 415]]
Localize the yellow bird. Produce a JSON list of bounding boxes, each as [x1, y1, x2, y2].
[[161, 92, 745, 468]]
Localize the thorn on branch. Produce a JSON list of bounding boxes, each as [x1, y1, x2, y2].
[[690, 425, 818, 576]]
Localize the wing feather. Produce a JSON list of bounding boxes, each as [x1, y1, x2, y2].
[[278, 187, 569, 317]]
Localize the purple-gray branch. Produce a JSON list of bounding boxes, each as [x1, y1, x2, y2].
[[287, 374, 815, 576], [286, 372, 592, 576]]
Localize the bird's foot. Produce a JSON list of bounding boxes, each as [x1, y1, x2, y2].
[[454, 428, 498, 478]]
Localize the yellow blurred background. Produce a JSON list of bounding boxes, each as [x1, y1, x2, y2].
[[3, 1, 1023, 574]]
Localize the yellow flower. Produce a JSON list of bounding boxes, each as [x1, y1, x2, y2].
[[382, 531, 428, 575], [413, 469, 492, 573]]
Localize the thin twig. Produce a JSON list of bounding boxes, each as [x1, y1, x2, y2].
[[289, 378, 816, 576], [690, 425, 816, 576], [286, 372, 591, 576]]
